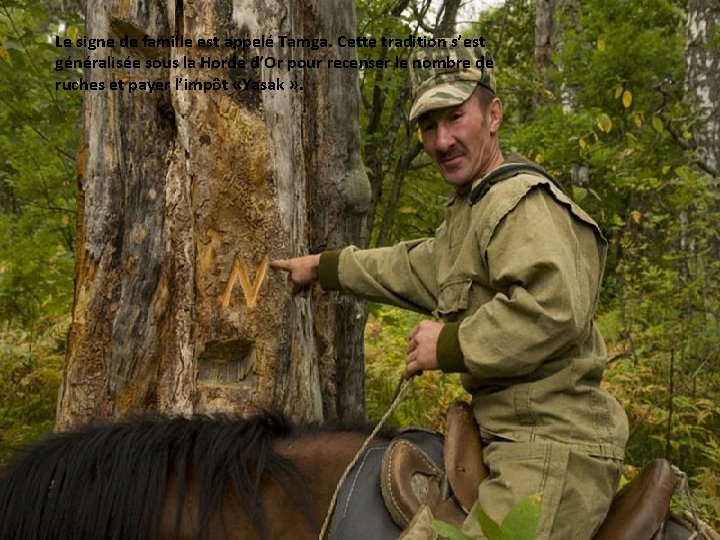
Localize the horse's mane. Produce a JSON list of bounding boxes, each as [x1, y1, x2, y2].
[[0, 410, 332, 540]]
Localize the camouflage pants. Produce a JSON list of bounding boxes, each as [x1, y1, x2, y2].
[[400, 441, 622, 540]]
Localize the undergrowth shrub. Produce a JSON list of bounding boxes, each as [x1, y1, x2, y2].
[[365, 305, 465, 431], [0, 316, 66, 463]]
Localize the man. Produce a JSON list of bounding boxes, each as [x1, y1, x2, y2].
[[272, 43, 629, 539]]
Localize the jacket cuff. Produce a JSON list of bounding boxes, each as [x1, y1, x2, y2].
[[437, 322, 467, 373], [319, 250, 342, 291]]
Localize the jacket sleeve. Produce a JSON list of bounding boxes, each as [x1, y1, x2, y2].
[[319, 239, 438, 315], [438, 187, 603, 379]]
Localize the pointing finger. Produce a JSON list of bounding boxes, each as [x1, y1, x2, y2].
[[270, 259, 291, 271]]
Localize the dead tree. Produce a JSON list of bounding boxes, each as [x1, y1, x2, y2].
[[57, 0, 371, 429]]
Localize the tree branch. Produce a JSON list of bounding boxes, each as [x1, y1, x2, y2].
[[654, 82, 719, 178]]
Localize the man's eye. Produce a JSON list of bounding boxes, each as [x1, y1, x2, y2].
[[451, 112, 463, 122], [420, 123, 435, 132]]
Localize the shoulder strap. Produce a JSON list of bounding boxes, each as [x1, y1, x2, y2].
[[469, 162, 564, 206]]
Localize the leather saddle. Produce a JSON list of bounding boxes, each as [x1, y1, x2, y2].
[[594, 459, 684, 540], [327, 401, 691, 540]]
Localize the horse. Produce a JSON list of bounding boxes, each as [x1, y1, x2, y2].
[[0, 411, 378, 539], [0, 410, 709, 540]]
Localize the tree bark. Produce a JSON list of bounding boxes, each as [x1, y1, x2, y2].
[[534, 0, 555, 94], [554, 0, 580, 112], [57, 0, 370, 429], [686, 0, 719, 177], [686, 0, 719, 264]]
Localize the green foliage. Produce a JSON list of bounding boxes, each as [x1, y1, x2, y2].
[[693, 438, 720, 522], [431, 521, 475, 540], [431, 494, 542, 540], [0, 0, 81, 326], [356, 0, 463, 247], [364, 304, 466, 430], [0, 0, 81, 463], [473, 1, 537, 126], [0, 318, 66, 463], [604, 357, 720, 528]]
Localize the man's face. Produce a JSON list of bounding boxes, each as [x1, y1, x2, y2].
[[418, 91, 502, 193]]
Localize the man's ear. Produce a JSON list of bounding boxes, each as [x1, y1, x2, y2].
[[488, 98, 503, 134]]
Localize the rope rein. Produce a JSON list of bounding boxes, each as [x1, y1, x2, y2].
[[318, 375, 414, 540], [671, 464, 720, 540]]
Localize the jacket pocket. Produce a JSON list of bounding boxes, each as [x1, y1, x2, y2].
[[435, 278, 472, 318]]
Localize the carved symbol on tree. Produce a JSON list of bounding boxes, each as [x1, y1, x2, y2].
[[220, 255, 269, 309]]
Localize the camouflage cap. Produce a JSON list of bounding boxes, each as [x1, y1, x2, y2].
[[408, 42, 495, 122]]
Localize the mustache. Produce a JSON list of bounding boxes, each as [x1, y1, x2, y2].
[[437, 150, 463, 162]]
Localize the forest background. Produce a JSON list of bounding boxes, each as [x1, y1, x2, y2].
[[0, 0, 718, 527]]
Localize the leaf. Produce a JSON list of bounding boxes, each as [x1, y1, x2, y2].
[[67, 25, 79, 43], [431, 520, 475, 540], [474, 505, 505, 540], [597, 35, 606, 52], [597, 113, 613, 134], [499, 493, 543, 540], [614, 85, 624, 99], [534, 153, 544, 164], [633, 112, 644, 128], [662, 165, 671, 175], [622, 89, 633, 108], [0, 45, 11, 66], [579, 137, 588, 151], [631, 210, 642, 224], [572, 186, 588, 202], [652, 115, 664, 133]]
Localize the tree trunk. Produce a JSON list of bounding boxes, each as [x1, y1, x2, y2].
[[57, 0, 370, 429], [686, 0, 719, 265], [534, 0, 555, 102], [555, 0, 580, 113], [686, 0, 719, 177]]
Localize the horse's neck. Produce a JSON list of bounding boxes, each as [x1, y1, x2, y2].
[[274, 431, 373, 509]]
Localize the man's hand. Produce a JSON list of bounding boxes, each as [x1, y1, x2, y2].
[[406, 320, 443, 378], [270, 255, 321, 294]]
